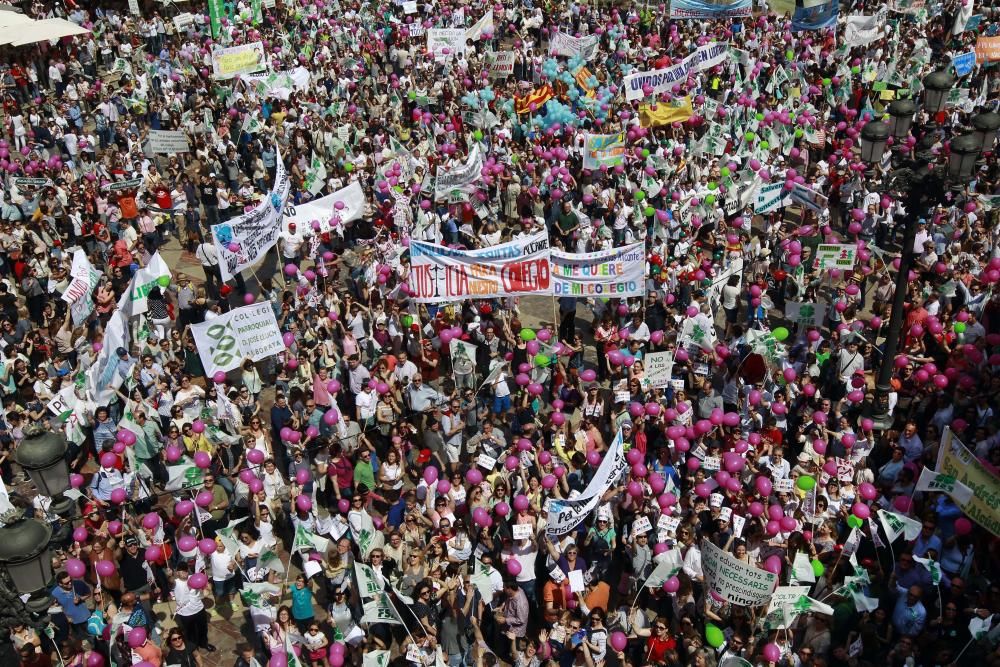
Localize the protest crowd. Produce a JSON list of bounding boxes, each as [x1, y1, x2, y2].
[[1, 0, 1000, 666]]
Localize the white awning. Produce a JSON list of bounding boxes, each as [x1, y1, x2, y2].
[[0, 18, 90, 46]]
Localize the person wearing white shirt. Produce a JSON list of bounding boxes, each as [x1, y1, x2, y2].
[[173, 564, 213, 651], [210, 541, 238, 605], [759, 448, 791, 479]]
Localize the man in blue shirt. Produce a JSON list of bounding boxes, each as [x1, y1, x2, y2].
[[51, 570, 93, 639], [892, 585, 927, 637]]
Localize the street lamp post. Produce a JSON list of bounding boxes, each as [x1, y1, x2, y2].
[[862, 73, 983, 430], [0, 425, 74, 629]]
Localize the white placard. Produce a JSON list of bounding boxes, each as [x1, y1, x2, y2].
[[512, 523, 532, 541], [644, 351, 675, 389], [427, 28, 466, 60], [732, 514, 746, 537], [703, 456, 721, 472], [402, 1, 417, 12], [773, 478, 794, 493], [189, 303, 286, 377], [147, 130, 191, 154], [568, 569, 586, 593], [702, 539, 778, 607], [477, 453, 497, 470], [632, 516, 652, 534], [657, 515, 680, 533]]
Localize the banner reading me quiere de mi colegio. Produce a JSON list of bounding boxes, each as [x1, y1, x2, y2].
[[551, 243, 645, 297], [409, 232, 551, 302]]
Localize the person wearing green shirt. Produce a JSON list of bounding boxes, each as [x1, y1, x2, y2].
[[133, 410, 166, 487], [555, 201, 579, 249], [353, 448, 376, 492]]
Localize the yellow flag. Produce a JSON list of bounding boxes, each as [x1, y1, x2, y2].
[[638, 97, 693, 128]]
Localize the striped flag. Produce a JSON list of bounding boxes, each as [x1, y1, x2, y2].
[[515, 85, 554, 114]]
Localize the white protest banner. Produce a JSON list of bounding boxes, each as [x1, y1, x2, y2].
[[212, 41, 267, 79], [13, 178, 53, 189], [466, 10, 493, 41], [789, 182, 828, 213], [286, 180, 366, 235], [545, 429, 628, 536], [434, 144, 484, 199], [409, 232, 550, 302], [843, 9, 887, 48], [173, 12, 196, 31], [427, 28, 467, 60], [190, 303, 285, 377], [936, 428, 1000, 536], [87, 311, 130, 404], [762, 585, 810, 629], [582, 133, 626, 170], [147, 130, 191, 154], [813, 243, 857, 271], [624, 42, 728, 101], [702, 538, 778, 606], [486, 51, 515, 77], [213, 152, 291, 281], [548, 31, 600, 61], [117, 252, 172, 317], [550, 243, 644, 297], [644, 352, 675, 389], [62, 250, 102, 326], [402, 0, 417, 12], [784, 302, 826, 327]]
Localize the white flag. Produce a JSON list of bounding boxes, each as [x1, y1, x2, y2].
[[915, 467, 974, 505], [878, 509, 922, 542]]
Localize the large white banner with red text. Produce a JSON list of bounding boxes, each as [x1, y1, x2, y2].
[[408, 232, 551, 302]]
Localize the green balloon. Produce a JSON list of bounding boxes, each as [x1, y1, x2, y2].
[[644, 206, 655, 217], [408, 91, 417, 100], [705, 624, 725, 648], [707, 181, 718, 191], [811, 558, 825, 577], [851, 65, 861, 74], [760, 140, 770, 149], [954, 322, 966, 333], [786, 49, 794, 60], [157, 275, 171, 287], [401, 315, 413, 327], [721, 167, 731, 177], [473, 130, 483, 141], [755, 112, 764, 121], [511, 154, 520, 163], [534, 354, 550, 366], [635, 190, 646, 201], [520, 328, 536, 342], [794, 128, 804, 138], [797, 475, 816, 491], [641, 148, 650, 158], [344, 163, 354, 173], [705, 194, 716, 205], [847, 515, 863, 529], [745, 131, 756, 141], [773, 326, 790, 341]]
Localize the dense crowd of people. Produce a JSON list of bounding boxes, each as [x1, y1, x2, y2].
[[0, 0, 999, 666]]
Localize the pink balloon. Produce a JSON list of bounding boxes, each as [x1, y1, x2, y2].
[[66, 558, 87, 579], [506, 559, 522, 576]]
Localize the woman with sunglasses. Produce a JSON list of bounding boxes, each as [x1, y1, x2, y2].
[[164, 628, 202, 667], [631, 614, 676, 665], [584, 608, 608, 663]]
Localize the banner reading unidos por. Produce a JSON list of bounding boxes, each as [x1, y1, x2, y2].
[[551, 243, 645, 297], [408, 232, 551, 302]]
